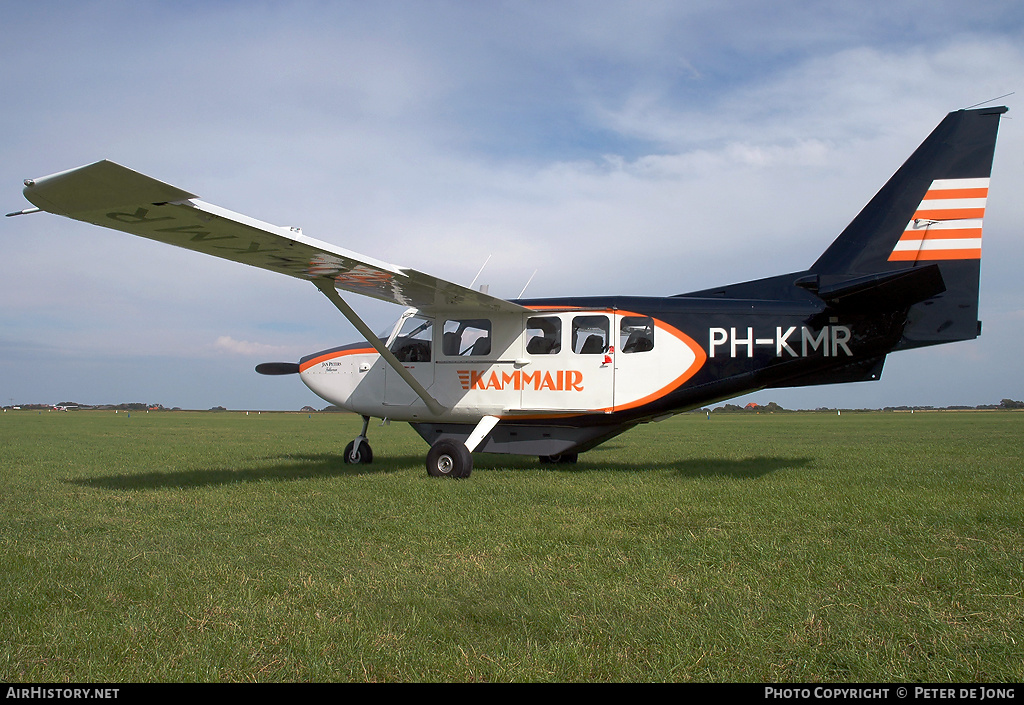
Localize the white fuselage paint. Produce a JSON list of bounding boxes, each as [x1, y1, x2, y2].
[[299, 310, 706, 422]]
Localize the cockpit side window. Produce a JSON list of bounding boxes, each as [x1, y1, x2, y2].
[[620, 316, 654, 353], [389, 315, 433, 362], [443, 319, 492, 356], [526, 316, 561, 355], [572, 315, 610, 354]]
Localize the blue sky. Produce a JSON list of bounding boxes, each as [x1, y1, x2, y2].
[[2, 1, 1022, 410]]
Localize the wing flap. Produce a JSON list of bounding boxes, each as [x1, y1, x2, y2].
[[22, 160, 526, 314]]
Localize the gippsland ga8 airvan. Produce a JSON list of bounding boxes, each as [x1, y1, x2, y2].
[[10, 106, 1006, 478]]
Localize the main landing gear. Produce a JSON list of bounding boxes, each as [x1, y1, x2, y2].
[[340, 414, 476, 479], [343, 417, 579, 475], [342, 414, 511, 480], [342, 409, 473, 475], [426, 439, 473, 479], [539, 453, 578, 464]]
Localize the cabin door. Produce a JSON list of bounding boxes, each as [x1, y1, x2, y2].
[[520, 312, 614, 412]]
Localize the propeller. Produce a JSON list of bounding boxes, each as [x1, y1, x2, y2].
[[255, 362, 300, 375]]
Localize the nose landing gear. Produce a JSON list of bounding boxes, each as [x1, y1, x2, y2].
[[344, 415, 374, 464]]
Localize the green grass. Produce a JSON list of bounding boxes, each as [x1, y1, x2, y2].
[[1, 409, 1022, 682]]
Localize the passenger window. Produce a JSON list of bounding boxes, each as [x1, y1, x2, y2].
[[572, 315, 609, 354], [389, 316, 433, 362], [443, 319, 492, 356], [620, 316, 654, 353], [526, 316, 561, 355]]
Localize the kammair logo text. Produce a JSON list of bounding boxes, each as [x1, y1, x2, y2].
[[458, 369, 585, 391]]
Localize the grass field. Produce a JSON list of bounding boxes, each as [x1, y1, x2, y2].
[[1, 409, 1022, 682]]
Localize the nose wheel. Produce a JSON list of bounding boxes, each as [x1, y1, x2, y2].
[[344, 416, 374, 465]]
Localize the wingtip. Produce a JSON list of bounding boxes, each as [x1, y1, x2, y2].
[[5, 207, 41, 217]]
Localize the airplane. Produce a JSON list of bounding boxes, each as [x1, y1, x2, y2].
[[9, 106, 1007, 478]]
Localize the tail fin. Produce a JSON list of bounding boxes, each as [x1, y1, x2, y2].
[[811, 106, 1006, 348]]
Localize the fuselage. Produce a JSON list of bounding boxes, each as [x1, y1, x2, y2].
[[298, 291, 904, 452]]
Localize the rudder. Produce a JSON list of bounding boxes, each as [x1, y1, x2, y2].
[[811, 106, 1006, 349]]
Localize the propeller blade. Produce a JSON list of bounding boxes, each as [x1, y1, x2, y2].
[[255, 362, 300, 375]]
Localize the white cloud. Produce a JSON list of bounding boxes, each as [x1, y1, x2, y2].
[[213, 336, 296, 359]]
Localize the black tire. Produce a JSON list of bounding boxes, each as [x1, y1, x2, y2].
[[344, 440, 373, 464], [539, 453, 578, 464], [426, 439, 473, 478]]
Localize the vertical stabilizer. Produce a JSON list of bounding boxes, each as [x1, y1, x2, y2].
[[811, 106, 1006, 348]]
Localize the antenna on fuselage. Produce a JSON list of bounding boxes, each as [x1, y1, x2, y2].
[[518, 269, 538, 299], [469, 254, 492, 290]]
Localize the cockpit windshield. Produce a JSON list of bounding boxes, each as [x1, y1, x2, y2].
[[387, 314, 433, 362]]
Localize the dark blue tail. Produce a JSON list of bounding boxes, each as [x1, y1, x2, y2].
[[680, 107, 1007, 351], [810, 106, 1006, 348]]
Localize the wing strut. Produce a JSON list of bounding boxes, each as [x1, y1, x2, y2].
[[465, 415, 500, 452], [313, 278, 446, 416]]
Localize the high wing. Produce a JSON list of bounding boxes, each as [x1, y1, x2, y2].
[[20, 160, 526, 316]]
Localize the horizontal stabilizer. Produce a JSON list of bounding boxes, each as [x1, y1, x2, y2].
[[813, 264, 946, 312]]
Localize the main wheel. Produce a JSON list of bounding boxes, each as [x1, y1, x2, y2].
[[344, 440, 373, 464], [539, 453, 578, 464], [426, 439, 473, 478]]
